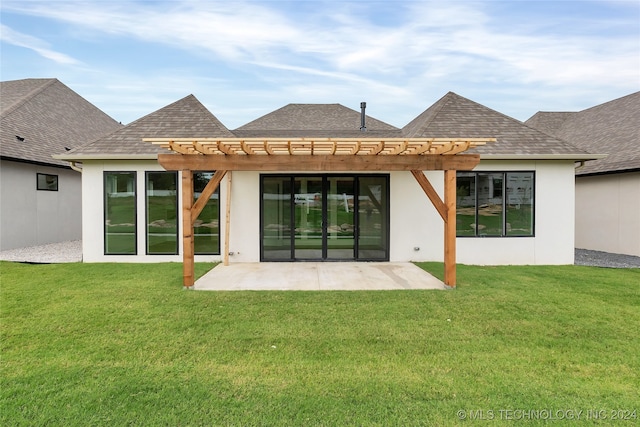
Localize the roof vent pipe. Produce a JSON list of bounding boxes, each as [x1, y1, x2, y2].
[[360, 102, 367, 131]]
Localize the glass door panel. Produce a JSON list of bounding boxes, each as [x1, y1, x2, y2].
[[294, 177, 323, 259], [358, 176, 388, 260], [327, 177, 355, 259], [262, 177, 292, 260], [261, 174, 389, 262]]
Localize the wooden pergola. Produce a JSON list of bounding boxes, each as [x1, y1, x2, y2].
[[145, 137, 494, 288]]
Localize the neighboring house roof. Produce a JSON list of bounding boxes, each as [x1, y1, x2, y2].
[[523, 112, 577, 135], [1, 78, 121, 167], [58, 95, 234, 160], [235, 103, 401, 138], [526, 92, 640, 175], [404, 92, 595, 159]]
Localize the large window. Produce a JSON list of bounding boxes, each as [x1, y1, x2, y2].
[[146, 172, 178, 254], [193, 172, 220, 255], [457, 172, 534, 237], [104, 172, 136, 254]]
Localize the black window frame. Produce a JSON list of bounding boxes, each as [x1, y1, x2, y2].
[[36, 173, 58, 191], [456, 171, 535, 238], [145, 171, 179, 255], [103, 171, 137, 255]]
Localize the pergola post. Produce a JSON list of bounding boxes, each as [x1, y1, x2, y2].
[[181, 169, 195, 289], [411, 170, 457, 288], [444, 170, 457, 287], [223, 171, 232, 266]]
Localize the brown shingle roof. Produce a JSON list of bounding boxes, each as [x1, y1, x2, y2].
[[234, 103, 401, 138], [59, 95, 234, 159], [526, 92, 640, 175], [403, 92, 593, 158], [523, 112, 577, 135], [1, 78, 121, 167], [56, 90, 603, 162]]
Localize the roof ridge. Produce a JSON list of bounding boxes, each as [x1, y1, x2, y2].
[[521, 119, 592, 155], [64, 97, 198, 155], [1, 78, 58, 118], [513, 107, 594, 154], [414, 92, 455, 136], [124, 94, 198, 127], [577, 91, 640, 114], [453, 93, 589, 154]]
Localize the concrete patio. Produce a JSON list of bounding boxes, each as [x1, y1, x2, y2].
[[194, 262, 449, 291]]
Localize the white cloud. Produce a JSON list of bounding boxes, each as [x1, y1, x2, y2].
[[0, 24, 81, 65], [3, 0, 637, 90], [2, 0, 637, 125]]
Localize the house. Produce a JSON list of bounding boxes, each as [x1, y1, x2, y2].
[[0, 78, 121, 251], [526, 92, 640, 257], [55, 91, 598, 285]]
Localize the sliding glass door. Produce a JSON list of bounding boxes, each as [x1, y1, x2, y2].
[[261, 174, 388, 261]]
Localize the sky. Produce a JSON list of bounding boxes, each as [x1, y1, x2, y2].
[[1, 0, 639, 128]]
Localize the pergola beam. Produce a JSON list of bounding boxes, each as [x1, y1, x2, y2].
[[158, 153, 480, 172]]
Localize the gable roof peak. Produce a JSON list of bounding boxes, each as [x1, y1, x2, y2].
[[1, 78, 59, 117], [58, 94, 234, 159], [403, 91, 592, 158], [1, 77, 121, 166], [234, 102, 399, 135]]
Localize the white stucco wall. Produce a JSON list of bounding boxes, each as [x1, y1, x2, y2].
[[80, 159, 577, 265], [575, 172, 640, 257], [391, 161, 576, 265], [226, 171, 260, 263], [0, 159, 82, 250]]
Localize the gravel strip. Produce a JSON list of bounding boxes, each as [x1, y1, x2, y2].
[[1, 241, 638, 268], [0, 240, 82, 263], [575, 248, 640, 269]]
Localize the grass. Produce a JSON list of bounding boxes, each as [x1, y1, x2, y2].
[[1, 261, 639, 426]]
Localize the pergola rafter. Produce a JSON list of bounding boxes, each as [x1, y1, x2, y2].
[[148, 137, 490, 157], [144, 136, 495, 289]]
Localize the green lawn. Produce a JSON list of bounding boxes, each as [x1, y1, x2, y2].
[[1, 261, 638, 426]]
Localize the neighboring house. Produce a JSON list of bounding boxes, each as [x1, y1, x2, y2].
[[0, 78, 122, 251], [526, 92, 640, 257], [56, 92, 597, 266]]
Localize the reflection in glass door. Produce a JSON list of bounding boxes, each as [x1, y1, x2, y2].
[[358, 176, 388, 260], [294, 177, 324, 259], [261, 175, 389, 261], [326, 177, 355, 259]]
